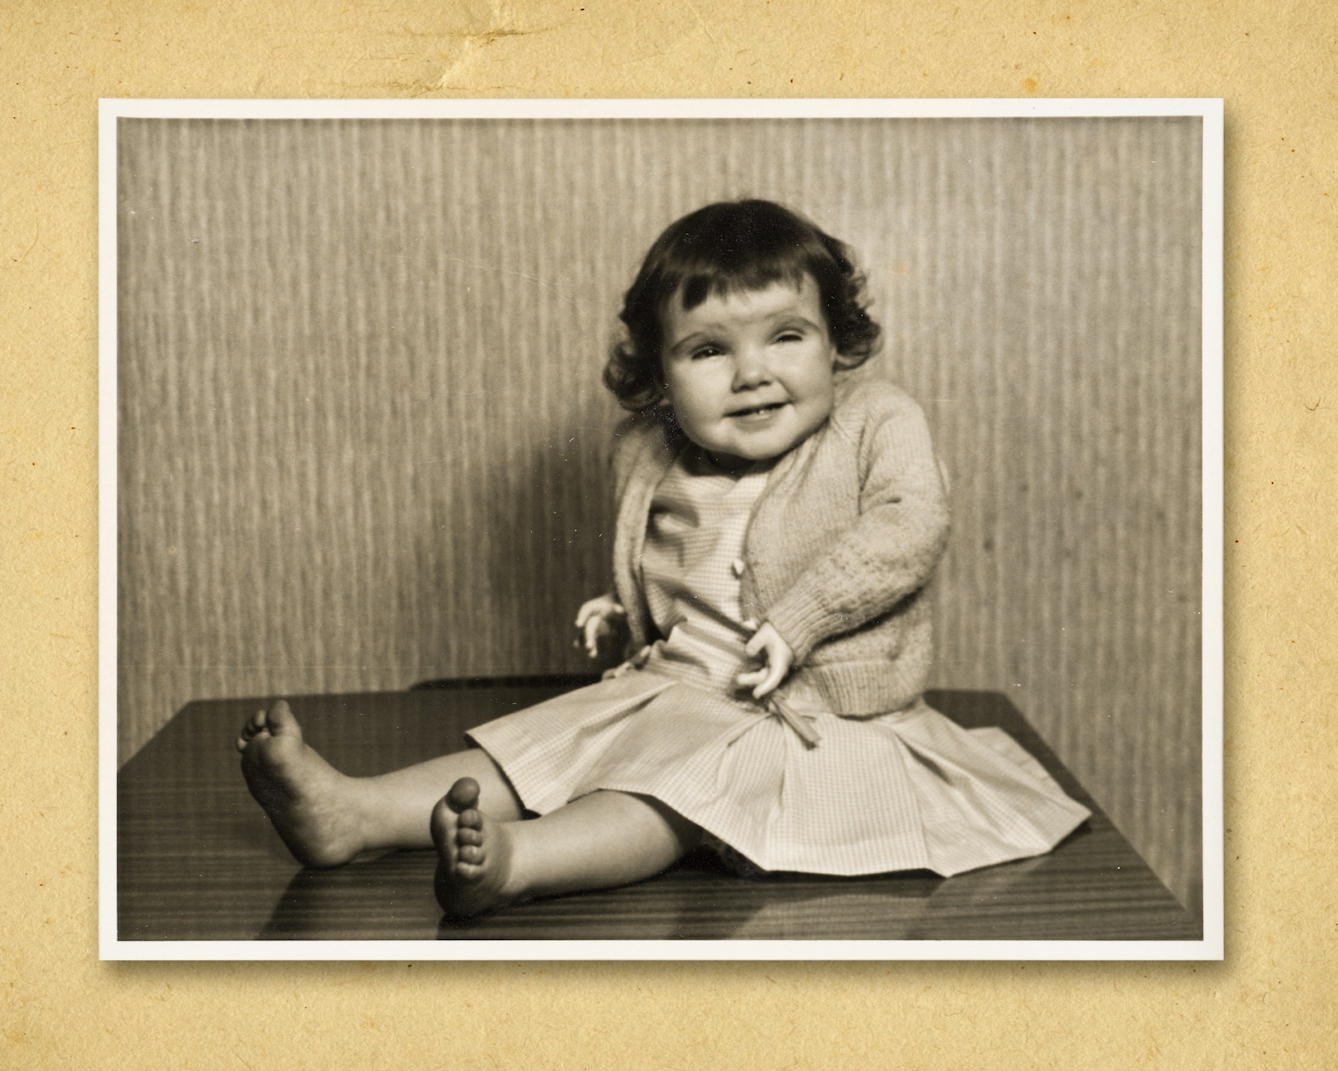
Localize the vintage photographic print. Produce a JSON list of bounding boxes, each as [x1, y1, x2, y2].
[[100, 99, 1222, 960]]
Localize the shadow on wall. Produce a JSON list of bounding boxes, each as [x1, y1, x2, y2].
[[492, 427, 617, 676], [410, 415, 617, 681]]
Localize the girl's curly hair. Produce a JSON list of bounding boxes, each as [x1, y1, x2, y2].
[[604, 200, 881, 411]]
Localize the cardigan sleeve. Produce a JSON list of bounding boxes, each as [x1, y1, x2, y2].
[[762, 388, 951, 665]]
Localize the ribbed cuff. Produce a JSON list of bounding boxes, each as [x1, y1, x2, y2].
[[766, 586, 841, 665]]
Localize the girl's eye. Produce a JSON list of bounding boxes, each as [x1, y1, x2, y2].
[[691, 345, 723, 360], [775, 330, 804, 344]]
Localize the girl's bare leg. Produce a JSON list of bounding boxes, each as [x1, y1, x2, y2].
[[237, 700, 522, 867], [432, 780, 701, 918]]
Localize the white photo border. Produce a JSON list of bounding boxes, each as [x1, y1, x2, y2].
[[99, 97, 1224, 962]]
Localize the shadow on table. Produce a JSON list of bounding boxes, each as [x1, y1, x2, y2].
[[258, 852, 442, 941], [256, 841, 1066, 942]]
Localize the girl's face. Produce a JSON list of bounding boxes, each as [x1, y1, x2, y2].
[[659, 274, 837, 468]]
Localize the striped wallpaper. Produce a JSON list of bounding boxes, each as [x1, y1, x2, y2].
[[117, 116, 1203, 912]]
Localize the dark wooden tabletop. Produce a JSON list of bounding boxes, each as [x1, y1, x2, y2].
[[116, 684, 1200, 944]]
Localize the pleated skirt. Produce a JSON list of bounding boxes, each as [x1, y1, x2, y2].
[[467, 665, 1091, 878]]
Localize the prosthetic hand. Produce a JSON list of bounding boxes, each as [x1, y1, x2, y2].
[[574, 593, 627, 660], [738, 621, 794, 700]]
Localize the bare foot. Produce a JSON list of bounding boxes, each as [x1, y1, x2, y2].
[[236, 700, 366, 867], [431, 777, 523, 918]]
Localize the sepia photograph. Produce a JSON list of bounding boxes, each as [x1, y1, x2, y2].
[[101, 99, 1221, 958]]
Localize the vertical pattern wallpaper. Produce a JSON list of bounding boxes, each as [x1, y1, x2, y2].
[[117, 117, 1203, 911]]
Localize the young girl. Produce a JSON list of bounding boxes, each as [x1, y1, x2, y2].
[[237, 199, 1090, 918]]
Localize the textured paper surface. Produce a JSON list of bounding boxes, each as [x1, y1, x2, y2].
[[3, 1, 1333, 1068]]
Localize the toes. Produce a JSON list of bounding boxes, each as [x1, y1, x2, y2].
[[429, 796, 454, 851], [238, 709, 267, 745], [458, 844, 484, 865], [237, 710, 269, 753], [446, 777, 481, 814], [456, 826, 483, 847], [265, 699, 299, 737]]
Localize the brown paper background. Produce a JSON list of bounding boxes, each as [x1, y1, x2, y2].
[[2, 1, 1331, 1068]]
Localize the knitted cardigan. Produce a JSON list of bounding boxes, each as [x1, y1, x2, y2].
[[609, 377, 951, 716]]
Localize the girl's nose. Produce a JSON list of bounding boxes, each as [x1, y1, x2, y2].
[[732, 348, 772, 390]]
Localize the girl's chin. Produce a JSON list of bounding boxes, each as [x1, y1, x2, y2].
[[702, 439, 790, 470], [704, 450, 763, 472]]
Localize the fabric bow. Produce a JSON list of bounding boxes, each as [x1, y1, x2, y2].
[[765, 694, 822, 748]]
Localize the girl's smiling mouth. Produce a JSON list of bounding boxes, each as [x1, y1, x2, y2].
[[728, 401, 789, 419]]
